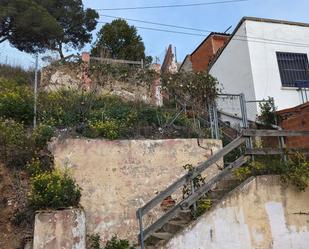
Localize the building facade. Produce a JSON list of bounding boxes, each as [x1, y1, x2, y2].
[[209, 17, 309, 121], [179, 32, 230, 72]]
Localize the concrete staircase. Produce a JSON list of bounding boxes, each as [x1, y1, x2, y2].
[[142, 173, 241, 249]]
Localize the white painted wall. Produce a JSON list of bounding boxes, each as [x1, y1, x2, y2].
[[246, 20, 309, 111], [210, 22, 258, 121], [210, 19, 309, 120], [161, 176, 309, 249]]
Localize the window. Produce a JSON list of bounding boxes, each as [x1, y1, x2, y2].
[[276, 52, 309, 87]]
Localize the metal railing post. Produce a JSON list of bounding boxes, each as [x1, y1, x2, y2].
[[137, 209, 145, 249], [190, 179, 197, 213], [208, 104, 215, 139], [212, 104, 220, 140], [240, 93, 252, 150]]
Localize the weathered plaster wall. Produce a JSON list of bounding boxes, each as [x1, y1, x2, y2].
[[51, 138, 222, 243], [33, 208, 86, 249], [161, 175, 309, 249]]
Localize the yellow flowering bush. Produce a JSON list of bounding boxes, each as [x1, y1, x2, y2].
[[29, 169, 81, 210], [84, 120, 120, 139]]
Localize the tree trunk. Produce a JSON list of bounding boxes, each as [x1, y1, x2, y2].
[[57, 42, 64, 59]]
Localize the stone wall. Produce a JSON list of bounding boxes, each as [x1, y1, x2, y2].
[[50, 138, 222, 244], [33, 208, 86, 249], [160, 175, 309, 249]]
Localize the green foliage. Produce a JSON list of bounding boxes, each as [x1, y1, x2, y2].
[[162, 71, 219, 118], [233, 154, 309, 191], [87, 234, 134, 249], [26, 157, 52, 177], [105, 236, 134, 249], [89, 63, 158, 86], [182, 164, 212, 217], [0, 119, 34, 168], [87, 233, 102, 249], [1, 0, 98, 57], [92, 19, 145, 61], [0, 0, 61, 53], [195, 198, 212, 217], [32, 124, 55, 149], [0, 78, 34, 124], [11, 209, 33, 227], [0, 64, 34, 85], [84, 120, 120, 140], [29, 169, 81, 210], [35, 0, 99, 58], [258, 97, 277, 126], [281, 153, 309, 192], [0, 77, 205, 140]]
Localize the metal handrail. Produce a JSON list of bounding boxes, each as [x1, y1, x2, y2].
[[136, 129, 309, 248]]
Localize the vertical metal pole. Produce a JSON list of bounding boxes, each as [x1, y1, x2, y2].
[[191, 179, 197, 213], [141, 59, 144, 69], [33, 54, 39, 128], [137, 209, 145, 249], [208, 104, 214, 139], [212, 104, 220, 139], [270, 97, 277, 126], [240, 93, 252, 150]]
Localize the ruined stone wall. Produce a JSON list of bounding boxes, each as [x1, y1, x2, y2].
[[33, 208, 86, 249], [50, 138, 222, 243], [40, 63, 153, 104], [161, 175, 309, 249]]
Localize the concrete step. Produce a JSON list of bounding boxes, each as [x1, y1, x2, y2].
[[159, 220, 186, 234], [174, 209, 193, 222], [208, 189, 229, 199], [152, 232, 172, 240], [216, 179, 240, 190]]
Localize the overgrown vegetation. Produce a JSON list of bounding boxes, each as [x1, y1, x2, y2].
[[234, 153, 309, 191], [257, 97, 277, 126], [0, 64, 35, 85], [182, 164, 212, 217], [0, 75, 210, 140], [29, 169, 81, 210], [87, 234, 134, 249], [162, 71, 219, 116], [89, 63, 158, 86]]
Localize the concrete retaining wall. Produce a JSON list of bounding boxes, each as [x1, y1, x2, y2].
[[33, 208, 86, 249], [160, 175, 309, 249], [50, 138, 222, 243]]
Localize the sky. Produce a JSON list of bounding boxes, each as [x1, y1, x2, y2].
[[2, 0, 309, 68]]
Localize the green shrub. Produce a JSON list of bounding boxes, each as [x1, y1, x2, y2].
[[84, 120, 120, 139], [32, 124, 55, 149], [0, 78, 34, 124], [0, 64, 34, 85], [29, 169, 81, 210], [0, 119, 34, 168], [281, 153, 309, 191], [11, 209, 33, 227], [257, 97, 277, 126], [26, 157, 52, 177], [182, 164, 212, 217], [87, 233, 102, 249], [105, 236, 134, 249], [233, 154, 309, 191]]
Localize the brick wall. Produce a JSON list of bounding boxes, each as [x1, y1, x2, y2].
[[277, 102, 309, 148], [191, 34, 230, 72]]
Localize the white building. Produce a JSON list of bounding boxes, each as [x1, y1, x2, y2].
[[209, 17, 309, 121]]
